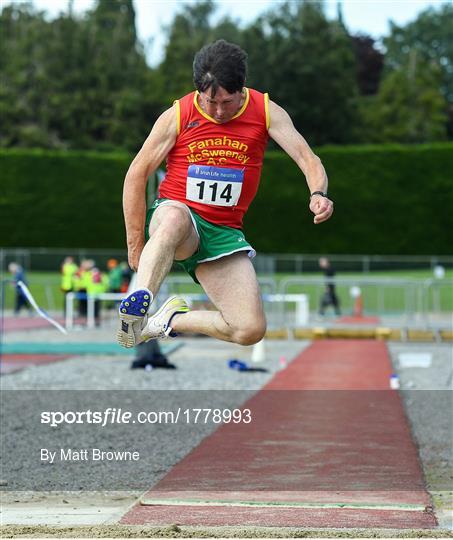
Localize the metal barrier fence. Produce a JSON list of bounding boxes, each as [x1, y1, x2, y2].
[[64, 291, 310, 330], [57, 276, 452, 330], [1, 248, 453, 273], [277, 276, 453, 327], [254, 254, 453, 274]]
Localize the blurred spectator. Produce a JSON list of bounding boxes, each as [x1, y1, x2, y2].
[[120, 261, 133, 293], [86, 267, 109, 326], [61, 256, 78, 315], [8, 262, 30, 315], [107, 259, 123, 293], [74, 259, 94, 318], [318, 257, 341, 316]]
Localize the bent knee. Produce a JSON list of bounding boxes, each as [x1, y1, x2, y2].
[[233, 320, 267, 346], [151, 206, 192, 242]]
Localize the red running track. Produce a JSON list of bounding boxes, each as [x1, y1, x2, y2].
[[0, 354, 71, 374], [2, 317, 65, 332], [121, 340, 436, 529]]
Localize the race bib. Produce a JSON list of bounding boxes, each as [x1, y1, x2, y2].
[[186, 165, 244, 207]]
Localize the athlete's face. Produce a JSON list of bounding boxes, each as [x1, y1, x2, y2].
[[199, 86, 244, 123]]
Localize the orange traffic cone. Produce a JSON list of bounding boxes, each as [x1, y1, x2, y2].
[[353, 294, 363, 318]]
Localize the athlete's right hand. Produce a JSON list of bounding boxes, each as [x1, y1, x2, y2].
[[127, 243, 144, 272]]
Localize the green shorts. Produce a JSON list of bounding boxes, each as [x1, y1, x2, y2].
[[145, 199, 256, 283]]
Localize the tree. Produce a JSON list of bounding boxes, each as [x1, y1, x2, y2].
[[384, 3, 452, 136], [350, 34, 384, 96], [0, 0, 162, 150], [243, 1, 360, 145], [0, 3, 56, 147], [83, 0, 158, 149], [360, 51, 447, 143]]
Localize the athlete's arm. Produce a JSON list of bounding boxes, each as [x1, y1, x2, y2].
[[123, 105, 178, 270], [268, 100, 333, 224]]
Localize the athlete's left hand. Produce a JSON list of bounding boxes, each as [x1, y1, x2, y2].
[[309, 194, 334, 224]]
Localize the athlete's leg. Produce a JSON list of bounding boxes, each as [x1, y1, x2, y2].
[[136, 202, 199, 295], [319, 290, 332, 315], [118, 202, 198, 347], [169, 252, 267, 346], [332, 291, 341, 316]]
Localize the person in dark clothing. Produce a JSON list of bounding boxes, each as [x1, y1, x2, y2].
[[318, 257, 341, 316], [130, 340, 176, 370], [8, 262, 30, 315]]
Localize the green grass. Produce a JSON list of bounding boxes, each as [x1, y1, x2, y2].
[[2, 272, 63, 312], [2, 269, 452, 314], [273, 270, 453, 314]]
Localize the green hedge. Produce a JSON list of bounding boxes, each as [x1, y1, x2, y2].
[[246, 143, 453, 254], [1, 144, 452, 254], [0, 149, 130, 248]]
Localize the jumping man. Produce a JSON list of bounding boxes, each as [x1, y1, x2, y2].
[[117, 40, 333, 348]]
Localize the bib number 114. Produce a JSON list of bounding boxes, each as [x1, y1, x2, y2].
[[196, 181, 232, 204], [186, 165, 243, 207]]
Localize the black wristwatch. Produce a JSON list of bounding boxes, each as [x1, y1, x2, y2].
[[310, 191, 327, 199]]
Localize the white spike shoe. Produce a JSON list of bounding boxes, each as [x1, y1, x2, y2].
[[141, 296, 190, 341], [117, 288, 153, 348]]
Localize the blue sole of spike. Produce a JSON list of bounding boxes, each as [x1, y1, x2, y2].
[[119, 289, 151, 317], [117, 289, 152, 348]]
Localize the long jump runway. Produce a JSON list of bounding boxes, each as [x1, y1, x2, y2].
[[121, 340, 436, 529]]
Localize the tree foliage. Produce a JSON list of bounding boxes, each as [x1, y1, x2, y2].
[[383, 3, 453, 136], [360, 53, 447, 143], [350, 35, 384, 96], [0, 0, 160, 150], [0, 0, 451, 150], [241, 1, 360, 145], [384, 4, 453, 102]]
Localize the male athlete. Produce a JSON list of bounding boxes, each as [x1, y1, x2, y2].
[[117, 40, 333, 348]]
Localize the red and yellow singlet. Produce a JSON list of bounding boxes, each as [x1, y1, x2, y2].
[[158, 87, 270, 229]]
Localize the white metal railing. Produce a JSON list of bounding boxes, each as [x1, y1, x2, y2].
[[2, 247, 453, 273], [51, 275, 453, 330], [164, 275, 277, 295], [64, 290, 309, 330], [278, 277, 453, 326], [65, 292, 123, 330]]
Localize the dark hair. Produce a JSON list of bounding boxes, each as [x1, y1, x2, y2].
[[193, 39, 247, 97]]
